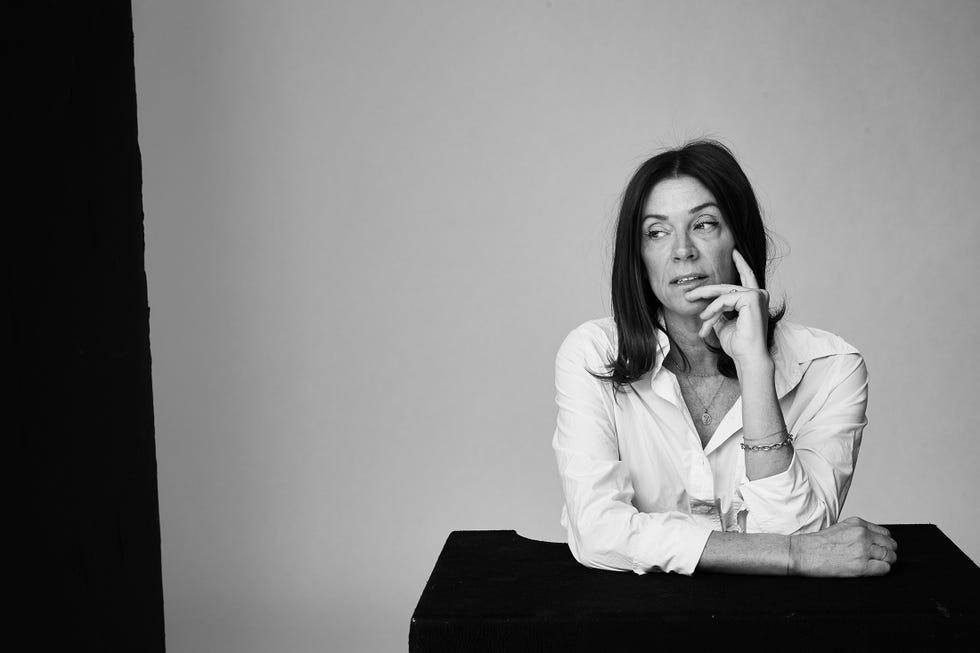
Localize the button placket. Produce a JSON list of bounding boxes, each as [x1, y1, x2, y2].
[[693, 456, 713, 496]]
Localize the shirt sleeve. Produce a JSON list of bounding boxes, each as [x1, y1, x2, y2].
[[735, 353, 869, 535], [552, 326, 714, 575]]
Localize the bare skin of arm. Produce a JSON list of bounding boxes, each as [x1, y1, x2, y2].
[[695, 517, 899, 577], [735, 357, 793, 481]]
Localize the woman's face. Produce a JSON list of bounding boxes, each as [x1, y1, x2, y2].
[[640, 175, 737, 319]]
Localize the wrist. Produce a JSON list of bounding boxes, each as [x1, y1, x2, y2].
[[734, 354, 774, 375]]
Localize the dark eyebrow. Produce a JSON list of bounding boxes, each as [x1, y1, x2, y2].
[[688, 202, 719, 214], [643, 202, 720, 221]]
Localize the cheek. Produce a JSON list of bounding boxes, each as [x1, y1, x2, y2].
[[648, 266, 669, 288], [717, 242, 737, 282], [642, 250, 668, 284], [724, 258, 738, 283]]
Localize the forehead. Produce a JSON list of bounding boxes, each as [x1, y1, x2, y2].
[[642, 176, 718, 217]]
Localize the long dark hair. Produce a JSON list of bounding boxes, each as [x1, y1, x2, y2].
[[592, 140, 786, 392]]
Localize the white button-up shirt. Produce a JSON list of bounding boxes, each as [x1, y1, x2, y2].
[[552, 313, 868, 576]]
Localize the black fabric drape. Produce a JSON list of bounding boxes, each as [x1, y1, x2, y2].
[[411, 527, 979, 650], [7, 2, 165, 650]]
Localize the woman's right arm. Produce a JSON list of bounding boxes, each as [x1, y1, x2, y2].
[[553, 325, 715, 575], [697, 517, 898, 576]]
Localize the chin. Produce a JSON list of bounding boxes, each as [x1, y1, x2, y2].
[[660, 301, 706, 319]]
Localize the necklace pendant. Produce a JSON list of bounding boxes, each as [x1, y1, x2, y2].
[[701, 410, 713, 426]]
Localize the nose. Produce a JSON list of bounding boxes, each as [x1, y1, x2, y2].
[[671, 231, 698, 261]]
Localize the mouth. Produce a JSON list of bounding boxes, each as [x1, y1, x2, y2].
[[670, 274, 709, 286]]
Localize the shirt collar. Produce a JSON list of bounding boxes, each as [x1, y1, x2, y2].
[[770, 320, 859, 396], [648, 307, 859, 399]]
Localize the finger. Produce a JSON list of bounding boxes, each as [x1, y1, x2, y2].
[[875, 535, 898, 552], [697, 292, 744, 322], [865, 560, 892, 576], [684, 283, 744, 301], [732, 249, 760, 290], [711, 314, 728, 335], [699, 313, 724, 339], [872, 543, 898, 563], [862, 522, 893, 539]]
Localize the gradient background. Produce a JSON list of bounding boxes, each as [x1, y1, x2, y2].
[[132, 1, 980, 651]]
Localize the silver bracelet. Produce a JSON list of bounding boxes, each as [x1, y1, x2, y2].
[[740, 433, 795, 451]]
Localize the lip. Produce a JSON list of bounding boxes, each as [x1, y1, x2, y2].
[[670, 274, 709, 286]]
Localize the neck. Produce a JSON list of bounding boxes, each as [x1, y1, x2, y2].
[[662, 310, 721, 375]]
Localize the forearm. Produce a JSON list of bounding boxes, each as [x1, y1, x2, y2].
[[696, 530, 792, 575], [736, 356, 792, 481]]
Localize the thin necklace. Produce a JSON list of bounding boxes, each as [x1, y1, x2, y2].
[[679, 374, 726, 426], [666, 359, 726, 426]]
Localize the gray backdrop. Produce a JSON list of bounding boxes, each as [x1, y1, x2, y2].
[[133, 1, 980, 651]]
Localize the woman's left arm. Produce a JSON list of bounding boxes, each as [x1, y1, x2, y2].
[[687, 249, 869, 534], [735, 353, 869, 534]]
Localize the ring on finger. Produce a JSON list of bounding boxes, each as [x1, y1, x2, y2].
[[729, 288, 739, 294]]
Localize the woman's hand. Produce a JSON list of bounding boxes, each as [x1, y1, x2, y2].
[[683, 249, 770, 364], [790, 517, 898, 577]]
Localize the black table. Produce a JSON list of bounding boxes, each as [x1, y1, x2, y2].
[[410, 525, 979, 651]]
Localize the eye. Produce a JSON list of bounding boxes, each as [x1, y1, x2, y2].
[[646, 228, 667, 240], [694, 219, 718, 231]]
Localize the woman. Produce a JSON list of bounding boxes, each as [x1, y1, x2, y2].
[[552, 140, 897, 576]]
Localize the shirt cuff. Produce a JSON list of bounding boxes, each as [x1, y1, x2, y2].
[[627, 513, 715, 576], [735, 450, 823, 534]]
